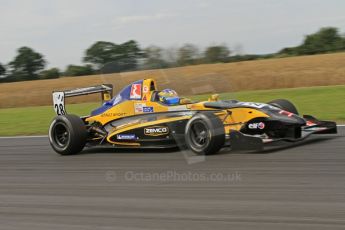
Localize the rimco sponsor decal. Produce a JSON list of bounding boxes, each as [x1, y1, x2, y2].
[[144, 126, 169, 136]]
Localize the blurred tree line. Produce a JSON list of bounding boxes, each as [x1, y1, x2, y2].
[[1, 27, 345, 83], [278, 27, 345, 56]]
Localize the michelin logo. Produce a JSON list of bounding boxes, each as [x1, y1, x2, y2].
[[117, 134, 136, 140]]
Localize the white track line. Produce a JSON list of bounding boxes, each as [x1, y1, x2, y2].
[[0, 135, 47, 139], [0, 125, 344, 139]]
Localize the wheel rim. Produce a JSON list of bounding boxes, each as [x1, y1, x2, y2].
[[189, 120, 209, 149], [53, 122, 69, 147]]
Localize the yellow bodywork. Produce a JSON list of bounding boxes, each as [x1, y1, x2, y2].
[[85, 78, 269, 145]]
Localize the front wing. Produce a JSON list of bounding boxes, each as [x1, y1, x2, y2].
[[229, 118, 337, 151]]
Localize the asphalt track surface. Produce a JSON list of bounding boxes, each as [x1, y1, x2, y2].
[[0, 127, 344, 230]]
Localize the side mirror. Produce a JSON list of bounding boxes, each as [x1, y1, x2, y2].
[[208, 94, 219, 102]]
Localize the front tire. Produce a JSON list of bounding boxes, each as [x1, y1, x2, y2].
[[49, 115, 87, 155], [268, 99, 299, 115], [185, 112, 225, 155]]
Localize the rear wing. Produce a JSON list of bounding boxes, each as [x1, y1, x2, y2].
[[52, 84, 113, 115]]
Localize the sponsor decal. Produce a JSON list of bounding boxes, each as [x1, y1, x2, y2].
[[238, 102, 267, 109], [67, 86, 100, 94], [101, 112, 127, 117], [306, 121, 316, 126], [144, 126, 169, 136], [167, 105, 188, 111], [117, 134, 136, 140], [130, 84, 142, 99], [279, 110, 293, 117], [143, 85, 149, 93], [143, 106, 154, 113], [248, 122, 265, 130], [134, 103, 146, 113]]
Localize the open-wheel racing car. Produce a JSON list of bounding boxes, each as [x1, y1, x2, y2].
[[49, 78, 337, 155]]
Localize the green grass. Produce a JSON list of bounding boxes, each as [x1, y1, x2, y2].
[[0, 103, 98, 136], [0, 85, 344, 136], [194, 85, 345, 121]]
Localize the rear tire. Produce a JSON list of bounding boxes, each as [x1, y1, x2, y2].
[[268, 99, 299, 115], [185, 112, 225, 155], [49, 115, 87, 155]]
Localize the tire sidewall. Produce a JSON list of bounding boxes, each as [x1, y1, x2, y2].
[[49, 115, 86, 155], [49, 119, 71, 152], [185, 112, 225, 155], [186, 117, 212, 153]]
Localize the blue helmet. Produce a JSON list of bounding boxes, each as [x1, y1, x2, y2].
[[158, 89, 180, 105]]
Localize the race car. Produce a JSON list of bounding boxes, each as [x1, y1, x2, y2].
[[49, 78, 337, 155]]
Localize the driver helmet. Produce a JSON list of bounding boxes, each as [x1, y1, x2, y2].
[[158, 89, 180, 105]]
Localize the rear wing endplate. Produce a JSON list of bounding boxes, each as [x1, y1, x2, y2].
[[52, 84, 113, 115]]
